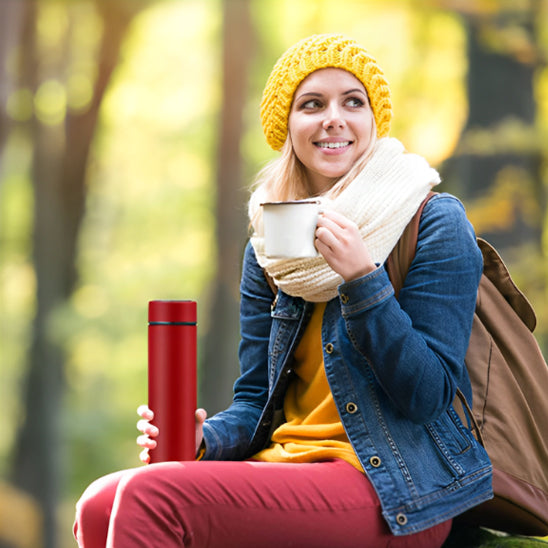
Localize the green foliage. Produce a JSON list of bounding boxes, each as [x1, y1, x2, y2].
[[443, 527, 548, 548]]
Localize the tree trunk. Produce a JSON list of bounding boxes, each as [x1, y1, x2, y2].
[[10, 3, 141, 547], [0, 0, 25, 161], [200, 0, 254, 414], [442, 10, 544, 253]]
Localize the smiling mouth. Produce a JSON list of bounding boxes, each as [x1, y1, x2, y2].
[[314, 141, 352, 149]]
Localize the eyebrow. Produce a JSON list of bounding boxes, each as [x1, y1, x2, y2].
[[295, 88, 367, 101], [343, 88, 367, 96]]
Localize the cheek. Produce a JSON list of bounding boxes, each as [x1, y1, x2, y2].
[[352, 116, 374, 150], [362, 111, 375, 138], [288, 110, 318, 137], [290, 139, 309, 169], [288, 117, 303, 143], [288, 119, 312, 156]]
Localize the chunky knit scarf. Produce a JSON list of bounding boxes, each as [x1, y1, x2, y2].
[[249, 138, 441, 302]]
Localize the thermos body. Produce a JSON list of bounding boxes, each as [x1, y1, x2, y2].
[[148, 300, 197, 462]]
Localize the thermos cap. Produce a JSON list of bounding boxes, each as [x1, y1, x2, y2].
[[148, 300, 197, 324]]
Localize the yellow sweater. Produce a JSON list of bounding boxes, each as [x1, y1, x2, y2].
[[253, 303, 364, 472]]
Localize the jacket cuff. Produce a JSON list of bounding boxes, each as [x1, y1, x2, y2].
[[338, 265, 394, 315], [200, 423, 221, 460]]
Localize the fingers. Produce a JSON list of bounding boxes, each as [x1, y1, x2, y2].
[[137, 434, 157, 450], [137, 405, 154, 421], [136, 421, 157, 455], [316, 211, 357, 248], [137, 419, 159, 437], [136, 404, 157, 464], [137, 431, 156, 465], [315, 210, 376, 281], [317, 209, 354, 230], [139, 448, 151, 465], [315, 210, 360, 254]]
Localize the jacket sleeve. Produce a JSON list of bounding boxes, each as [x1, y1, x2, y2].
[[338, 194, 482, 424], [201, 241, 274, 460]]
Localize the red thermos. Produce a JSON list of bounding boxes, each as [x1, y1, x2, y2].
[[148, 300, 197, 462]]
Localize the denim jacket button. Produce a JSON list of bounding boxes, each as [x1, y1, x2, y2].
[[369, 455, 381, 468], [396, 513, 408, 526], [346, 402, 358, 414], [325, 343, 334, 354], [340, 293, 349, 304]]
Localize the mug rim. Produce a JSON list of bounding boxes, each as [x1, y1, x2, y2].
[[260, 200, 320, 206]]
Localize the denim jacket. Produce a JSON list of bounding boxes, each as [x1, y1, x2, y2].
[[202, 193, 493, 535]]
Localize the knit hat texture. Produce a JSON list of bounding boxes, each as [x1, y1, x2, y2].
[[260, 33, 392, 151]]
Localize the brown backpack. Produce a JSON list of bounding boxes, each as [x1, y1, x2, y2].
[[386, 194, 548, 536]]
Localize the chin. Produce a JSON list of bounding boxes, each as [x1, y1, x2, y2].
[[320, 167, 351, 180]]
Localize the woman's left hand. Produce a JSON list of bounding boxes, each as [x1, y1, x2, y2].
[[315, 210, 377, 282], [136, 405, 159, 464]]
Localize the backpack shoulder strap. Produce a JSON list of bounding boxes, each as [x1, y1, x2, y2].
[[386, 192, 436, 297]]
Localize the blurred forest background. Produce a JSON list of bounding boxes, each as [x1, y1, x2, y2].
[[1, 0, 548, 547]]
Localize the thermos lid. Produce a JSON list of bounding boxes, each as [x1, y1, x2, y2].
[[148, 300, 197, 324]]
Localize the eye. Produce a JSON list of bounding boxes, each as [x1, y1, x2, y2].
[[299, 98, 322, 110], [345, 96, 365, 108]]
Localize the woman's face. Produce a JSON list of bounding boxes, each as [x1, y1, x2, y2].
[[288, 68, 374, 195]]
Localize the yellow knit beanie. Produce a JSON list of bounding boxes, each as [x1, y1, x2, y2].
[[260, 34, 392, 151]]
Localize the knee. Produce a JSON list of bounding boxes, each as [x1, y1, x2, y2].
[[75, 479, 110, 528], [73, 471, 126, 546], [113, 462, 194, 519], [114, 464, 171, 509]]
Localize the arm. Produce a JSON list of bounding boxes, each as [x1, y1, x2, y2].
[[338, 194, 482, 423], [201, 241, 274, 460]]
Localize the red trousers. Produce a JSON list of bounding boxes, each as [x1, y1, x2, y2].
[[73, 459, 451, 548]]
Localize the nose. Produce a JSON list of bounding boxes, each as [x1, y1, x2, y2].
[[322, 103, 345, 130]]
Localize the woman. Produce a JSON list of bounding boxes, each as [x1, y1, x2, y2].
[[74, 34, 492, 548]]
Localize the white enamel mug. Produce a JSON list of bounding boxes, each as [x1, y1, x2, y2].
[[261, 200, 320, 258]]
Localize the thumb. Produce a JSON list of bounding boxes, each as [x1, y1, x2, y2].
[[195, 408, 207, 424]]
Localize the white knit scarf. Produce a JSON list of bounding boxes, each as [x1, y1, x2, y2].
[[249, 137, 441, 302]]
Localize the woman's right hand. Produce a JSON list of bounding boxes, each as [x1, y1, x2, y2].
[[194, 408, 207, 455], [136, 405, 208, 464]]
